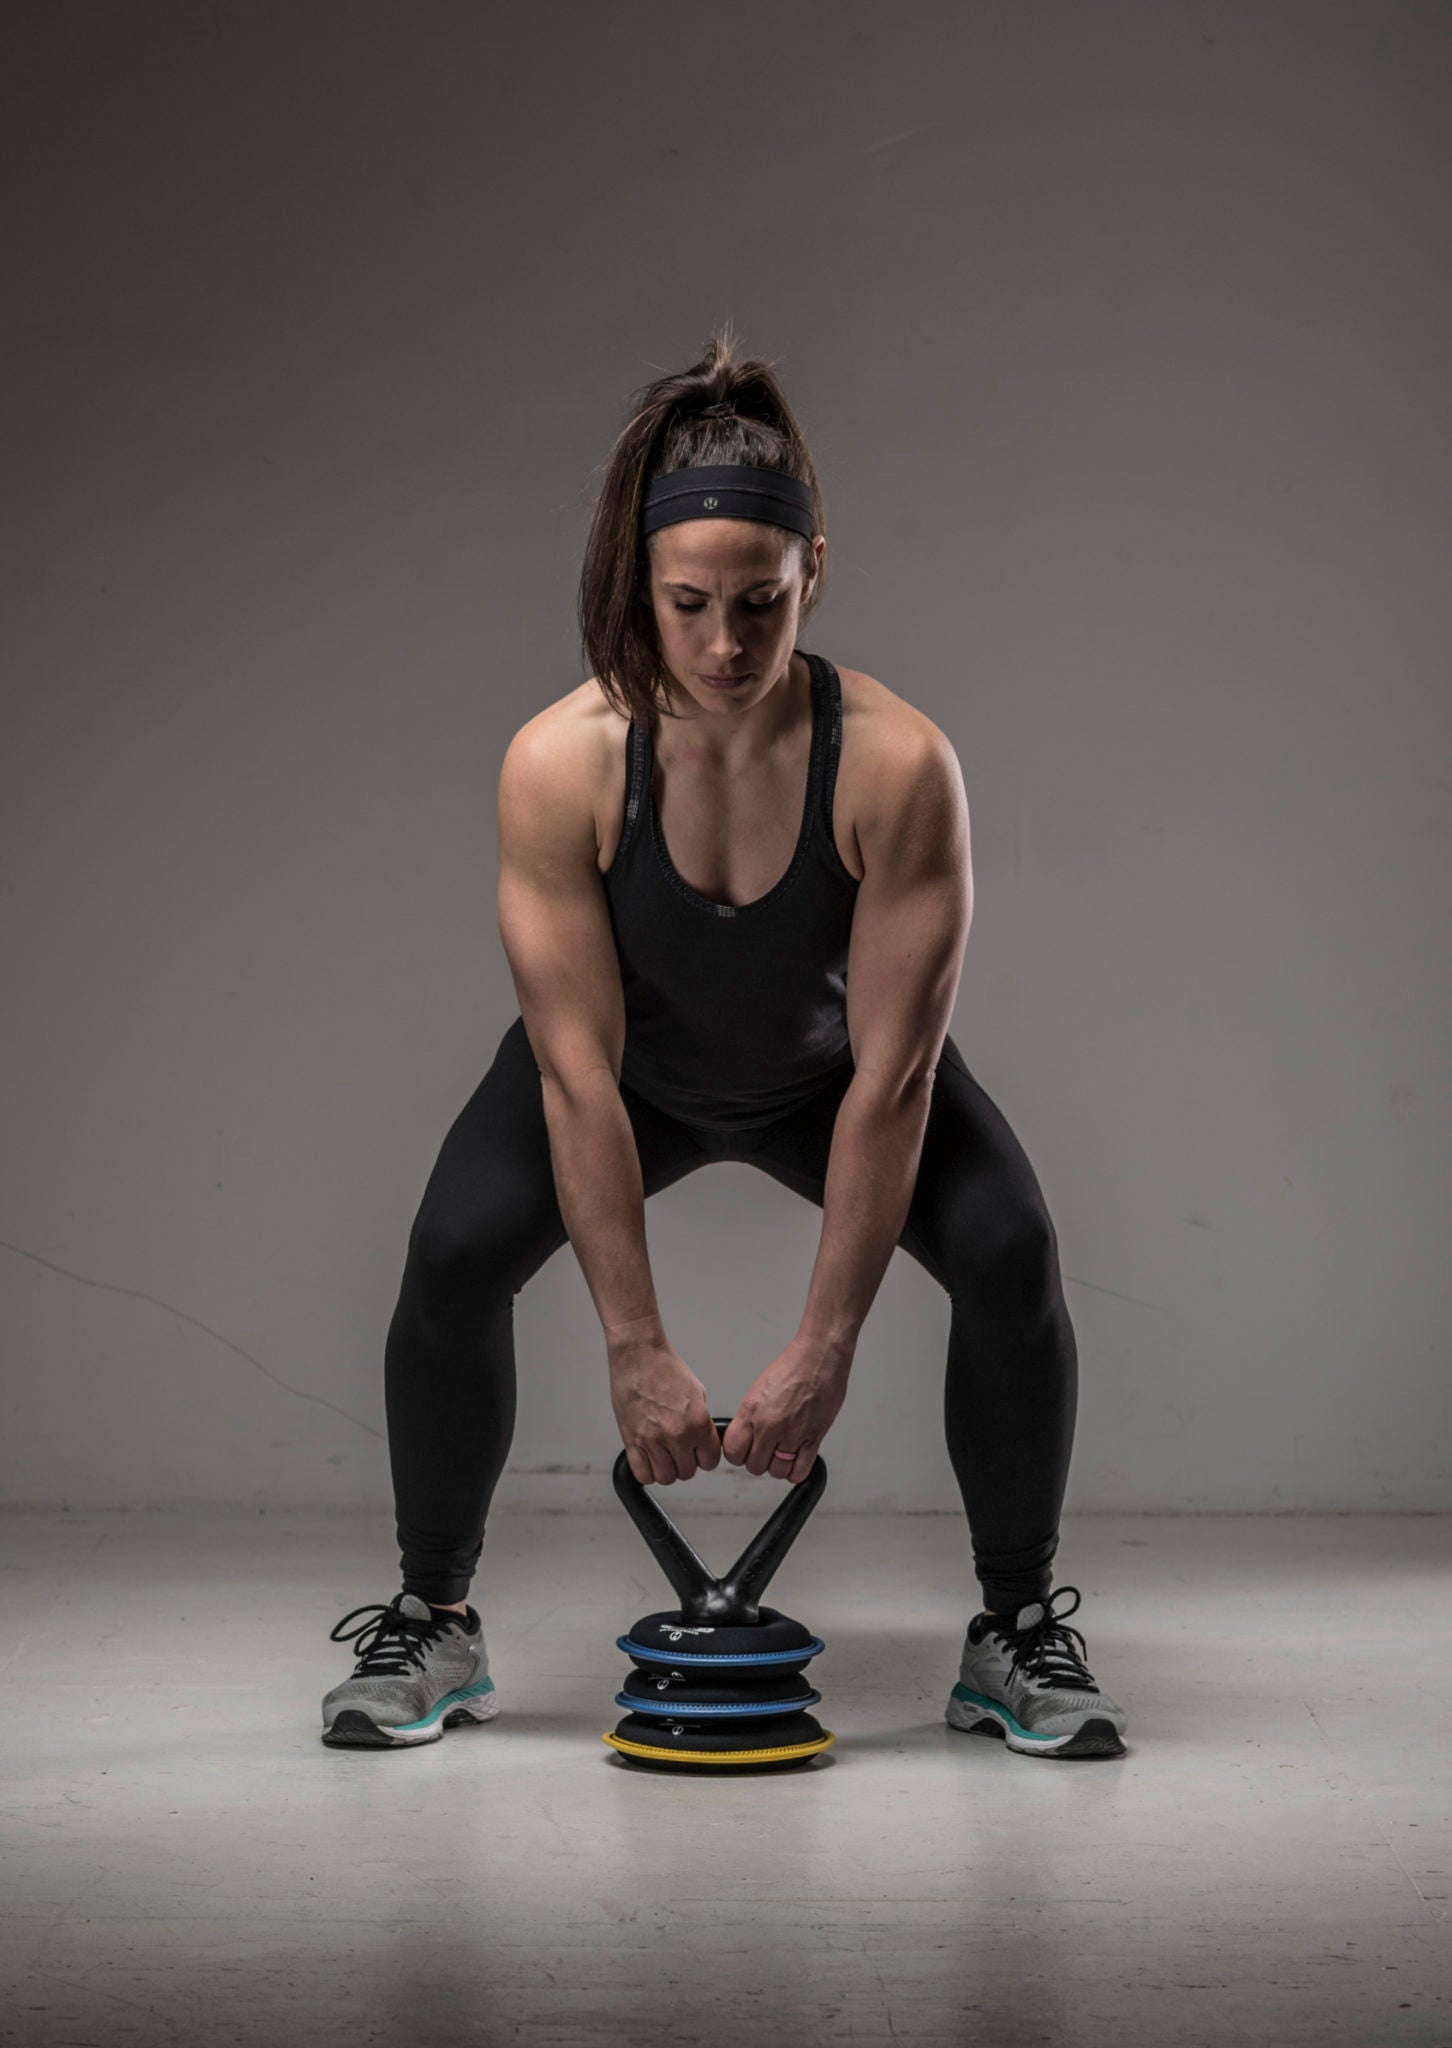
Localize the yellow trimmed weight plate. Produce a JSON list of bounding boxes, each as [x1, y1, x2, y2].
[[602, 1727, 834, 1766]]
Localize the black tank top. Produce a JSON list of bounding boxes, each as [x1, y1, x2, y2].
[[603, 649, 861, 1133]]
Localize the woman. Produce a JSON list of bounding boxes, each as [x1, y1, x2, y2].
[[322, 332, 1129, 1761]]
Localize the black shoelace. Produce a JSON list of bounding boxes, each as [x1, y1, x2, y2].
[[329, 1595, 453, 1678], [996, 1585, 1099, 1692]]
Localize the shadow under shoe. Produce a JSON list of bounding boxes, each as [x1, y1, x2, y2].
[[946, 1586, 1128, 1759], [322, 1591, 498, 1748]]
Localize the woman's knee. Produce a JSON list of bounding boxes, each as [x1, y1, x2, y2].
[[404, 1195, 558, 1302], [947, 1199, 1060, 1311]]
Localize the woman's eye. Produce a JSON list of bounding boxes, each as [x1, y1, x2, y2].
[[672, 598, 777, 613]]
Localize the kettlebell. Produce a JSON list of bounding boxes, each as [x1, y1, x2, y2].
[[603, 1416, 835, 1771]]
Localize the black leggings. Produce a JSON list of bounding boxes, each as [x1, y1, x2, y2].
[[384, 1015, 1079, 1615]]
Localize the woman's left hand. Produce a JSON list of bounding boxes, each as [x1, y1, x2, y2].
[[720, 1336, 851, 1482]]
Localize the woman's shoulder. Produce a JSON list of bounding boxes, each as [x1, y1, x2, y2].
[[506, 676, 627, 777], [833, 661, 958, 771], [502, 678, 633, 874]]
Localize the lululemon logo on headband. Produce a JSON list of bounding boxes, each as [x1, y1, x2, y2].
[[703, 495, 718, 509]]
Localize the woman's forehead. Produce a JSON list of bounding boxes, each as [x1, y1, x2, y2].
[[648, 521, 795, 578]]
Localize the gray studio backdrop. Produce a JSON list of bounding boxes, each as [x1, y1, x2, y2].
[[2, 2, 1447, 1515]]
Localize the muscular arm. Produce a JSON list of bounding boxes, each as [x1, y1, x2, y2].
[[795, 723, 974, 1363], [495, 707, 721, 1487], [495, 714, 654, 1335]]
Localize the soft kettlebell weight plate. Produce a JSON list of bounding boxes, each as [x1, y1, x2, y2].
[[603, 1708, 834, 1770], [618, 1605, 824, 1671]]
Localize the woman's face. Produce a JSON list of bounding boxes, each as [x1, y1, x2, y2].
[[643, 519, 825, 717]]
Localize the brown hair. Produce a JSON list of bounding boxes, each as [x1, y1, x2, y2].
[[578, 322, 827, 726]]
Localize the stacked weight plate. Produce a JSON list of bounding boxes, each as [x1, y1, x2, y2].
[[602, 1420, 835, 1774], [605, 1603, 832, 1771]]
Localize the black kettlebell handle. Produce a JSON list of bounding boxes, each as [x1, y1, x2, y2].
[[611, 1415, 827, 1627]]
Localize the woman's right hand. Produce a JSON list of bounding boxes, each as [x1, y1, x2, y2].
[[608, 1334, 722, 1487]]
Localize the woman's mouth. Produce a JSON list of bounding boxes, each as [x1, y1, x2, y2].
[[700, 671, 753, 689]]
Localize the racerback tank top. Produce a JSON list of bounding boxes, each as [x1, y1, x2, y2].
[[602, 649, 861, 1134]]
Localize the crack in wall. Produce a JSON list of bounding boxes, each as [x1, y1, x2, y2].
[[1062, 1270, 1168, 1315], [0, 1236, 383, 1439]]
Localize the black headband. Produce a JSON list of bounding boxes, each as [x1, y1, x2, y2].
[[640, 464, 816, 542]]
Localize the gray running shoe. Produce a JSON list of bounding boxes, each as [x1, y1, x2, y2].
[[945, 1585, 1128, 1759], [322, 1591, 498, 1748]]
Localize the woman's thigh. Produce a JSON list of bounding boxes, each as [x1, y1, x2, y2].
[[738, 1033, 1060, 1294], [403, 1014, 715, 1292]]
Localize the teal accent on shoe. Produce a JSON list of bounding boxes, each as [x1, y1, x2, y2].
[[950, 1682, 1061, 1745], [391, 1677, 496, 1735]]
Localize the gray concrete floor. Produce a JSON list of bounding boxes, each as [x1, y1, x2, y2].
[[2, 1507, 1448, 2047]]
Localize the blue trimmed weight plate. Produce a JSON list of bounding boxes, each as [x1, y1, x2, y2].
[[619, 1605, 824, 1671], [617, 1665, 822, 1716]]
